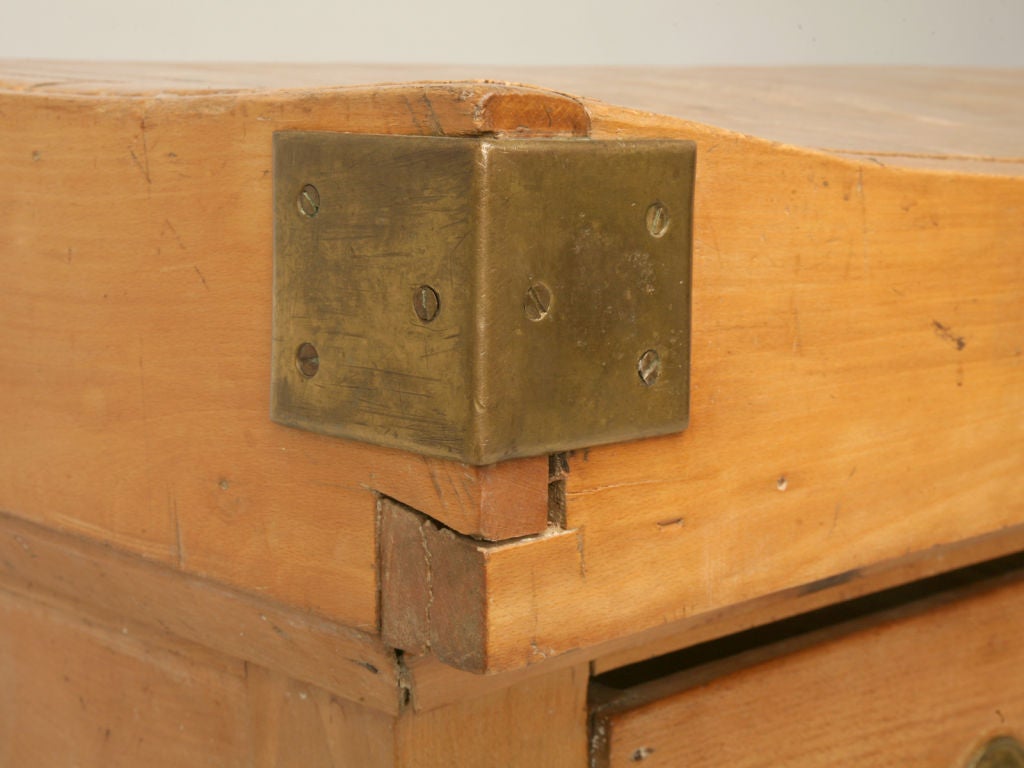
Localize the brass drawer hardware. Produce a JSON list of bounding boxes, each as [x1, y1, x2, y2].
[[272, 132, 695, 465], [969, 737, 1024, 768]]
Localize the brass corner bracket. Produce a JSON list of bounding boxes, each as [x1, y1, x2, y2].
[[272, 131, 695, 465]]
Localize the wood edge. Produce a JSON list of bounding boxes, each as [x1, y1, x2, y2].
[[580, 96, 1024, 178], [475, 456, 551, 540], [588, 553, 1024, 721], [374, 455, 550, 541], [0, 76, 590, 137], [591, 521, 1024, 675], [0, 509, 402, 715], [379, 499, 489, 673], [4, 65, 1020, 176], [379, 499, 432, 655], [401, 523, 1024, 713]]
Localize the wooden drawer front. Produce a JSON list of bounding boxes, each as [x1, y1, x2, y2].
[[592, 569, 1024, 767]]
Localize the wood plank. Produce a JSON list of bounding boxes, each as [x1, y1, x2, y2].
[[3, 63, 1022, 679], [0, 574, 588, 766], [591, 564, 1024, 767], [0, 585, 252, 767], [552, 109, 1024, 666], [400, 521, 1024, 710], [374, 456, 549, 541], [1, 63, 1021, 172], [396, 663, 589, 768], [246, 666, 397, 768], [383, 493, 1024, 675], [0, 509, 402, 714], [0, 583, 399, 766], [0, 80, 576, 634]]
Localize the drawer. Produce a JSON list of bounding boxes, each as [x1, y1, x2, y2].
[[591, 556, 1024, 768]]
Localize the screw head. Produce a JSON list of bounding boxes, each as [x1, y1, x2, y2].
[[524, 282, 552, 322], [638, 349, 661, 386], [413, 285, 440, 322], [297, 184, 320, 218], [645, 202, 670, 238], [296, 342, 320, 377]]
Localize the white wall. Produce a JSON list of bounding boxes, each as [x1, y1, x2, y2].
[[1, 0, 1022, 66]]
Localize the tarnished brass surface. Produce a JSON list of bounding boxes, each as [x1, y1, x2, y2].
[[969, 737, 1024, 768], [272, 132, 695, 465]]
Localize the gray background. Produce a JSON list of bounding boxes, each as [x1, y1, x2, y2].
[[1, 0, 1022, 66]]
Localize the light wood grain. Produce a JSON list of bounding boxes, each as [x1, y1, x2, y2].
[[396, 662, 589, 768], [551, 108, 1024, 668], [0, 576, 587, 766], [591, 567, 1024, 768], [0, 509, 401, 713], [381, 498, 1024, 674], [1, 63, 1021, 173], [0, 585, 250, 767], [0, 80, 578, 635], [0, 582, 398, 766], [246, 666, 397, 768], [2, 63, 1022, 680], [399, 521, 1024, 710], [375, 456, 549, 541]]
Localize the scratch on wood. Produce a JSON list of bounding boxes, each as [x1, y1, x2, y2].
[[828, 503, 841, 538], [402, 96, 425, 135], [129, 116, 152, 185], [797, 567, 860, 596], [171, 493, 185, 568], [163, 218, 187, 250], [193, 265, 209, 290], [933, 320, 966, 351], [421, 456, 447, 509], [349, 659, 380, 675], [419, 521, 434, 634], [567, 478, 663, 498], [129, 149, 149, 185], [575, 529, 587, 578], [419, 92, 445, 136]]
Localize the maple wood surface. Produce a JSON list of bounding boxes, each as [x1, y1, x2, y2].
[[0, 583, 402, 767], [0, 510, 402, 713], [1, 62, 1021, 682], [0, 76, 576, 635], [591, 568, 1024, 768], [0, 574, 589, 767], [1, 62, 1021, 172]]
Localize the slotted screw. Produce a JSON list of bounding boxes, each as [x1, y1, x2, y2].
[[413, 285, 440, 322], [297, 184, 320, 218], [524, 282, 552, 322], [296, 342, 320, 377], [645, 202, 670, 238], [638, 349, 661, 386]]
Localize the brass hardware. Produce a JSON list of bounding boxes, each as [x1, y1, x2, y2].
[[296, 184, 320, 218], [524, 282, 552, 322], [412, 285, 441, 323], [295, 342, 319, 378], [645, 202, 670, 238], [968, 737, 1024, 768], [637, 349, 661, 386], [272, 132, 695, 465]]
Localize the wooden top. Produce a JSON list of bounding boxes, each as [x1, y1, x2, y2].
[[2, 62, 1022, 174]]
